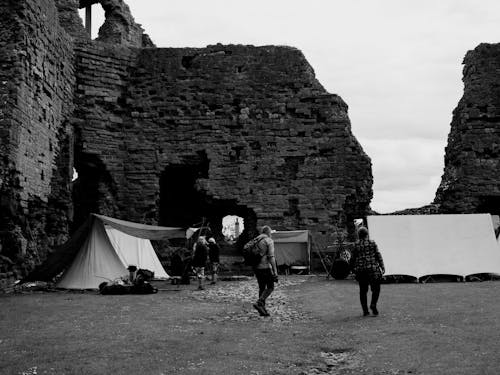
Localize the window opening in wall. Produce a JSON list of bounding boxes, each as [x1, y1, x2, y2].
[[222, 215, 244, 243], [78, 4, 105, 39]]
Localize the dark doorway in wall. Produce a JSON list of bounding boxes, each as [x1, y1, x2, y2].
[[159, 159, 256, 251], [72, 153, 116, 232], [159, 164, 207, 228]]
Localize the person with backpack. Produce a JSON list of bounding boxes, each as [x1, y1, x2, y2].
[[350, 226, 385, 316], [251, 225, 278, 317]]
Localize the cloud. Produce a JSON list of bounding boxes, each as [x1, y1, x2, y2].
[[360, 138, 446, 213]]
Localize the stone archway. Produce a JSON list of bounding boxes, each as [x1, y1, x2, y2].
[[159, 162, 257, 251]]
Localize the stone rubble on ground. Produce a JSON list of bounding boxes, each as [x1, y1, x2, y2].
[[183, 276, 316, 324]]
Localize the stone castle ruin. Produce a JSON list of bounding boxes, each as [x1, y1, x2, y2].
[[2, 1, 499, 286], [0, 0, 373, 283]]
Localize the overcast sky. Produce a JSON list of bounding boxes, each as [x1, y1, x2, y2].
[[84, 1, 500, 213]]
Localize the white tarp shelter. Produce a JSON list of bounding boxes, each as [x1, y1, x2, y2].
[[25, 214, 184, 290], [273, 230, 310, 270], [367, 214, 500, 279]]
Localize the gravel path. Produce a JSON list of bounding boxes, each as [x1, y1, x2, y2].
[[183, 276, 317, 324]]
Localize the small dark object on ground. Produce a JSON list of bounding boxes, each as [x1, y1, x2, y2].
[[98, 279, 158, 295], [330, 260, 350, 279], [136, 269, 154, 281]]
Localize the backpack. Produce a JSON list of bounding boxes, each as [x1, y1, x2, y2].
[[242, 235, 266, 266]]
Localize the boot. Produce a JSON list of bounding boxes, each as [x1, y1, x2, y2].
[[253, 300, 270, 316]]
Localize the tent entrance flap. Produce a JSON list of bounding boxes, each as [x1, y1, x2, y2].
[[105, 227, 169, 279]]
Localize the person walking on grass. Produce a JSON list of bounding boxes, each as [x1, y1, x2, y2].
[[350, 226, 385, 316], [207, 237, 220, 285], [192, 236, 209, 290], [252, 225, 279, 317]]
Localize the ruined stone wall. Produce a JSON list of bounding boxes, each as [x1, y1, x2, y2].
[[55, 0, 88, 39], [73, 44, 373, 243], [435, 43, 500, 215], [0, 0, 76, 285], [1, 0, 373, 287], [71, 40, 138, 226], [94, 0, 154, 47]]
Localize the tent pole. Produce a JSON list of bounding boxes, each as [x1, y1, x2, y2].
[[311, 238, 330, 276], [308, 233, 311, 274], [200, 217, 206, 237]]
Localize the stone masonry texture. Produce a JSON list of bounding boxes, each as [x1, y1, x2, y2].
[[435, 43, 500, 216], [0, 0, 373, 286], [0, 0, 76, 287], [72, 44, 373, 236]]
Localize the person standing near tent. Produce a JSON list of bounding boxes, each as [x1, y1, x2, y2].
[[350, 226, 385, 316], [192, 236, 209, 290], [207, 237, 220, 285], [252, 225, 279, 317]]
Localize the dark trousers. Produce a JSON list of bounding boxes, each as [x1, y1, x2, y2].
[[254, 268, 274, 305], [357, 272, 381, 312]]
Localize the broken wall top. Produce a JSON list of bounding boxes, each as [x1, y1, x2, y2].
[[435, 43, 500, 214]]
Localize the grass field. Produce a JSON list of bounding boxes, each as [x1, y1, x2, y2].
[[1, 276, 499, 374]]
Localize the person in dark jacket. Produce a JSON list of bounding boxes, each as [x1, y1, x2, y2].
[[350, 226, 385, 316], [252, 225, 278, 317], [207, 237, 220, 284], [192, 236, 209, 290]]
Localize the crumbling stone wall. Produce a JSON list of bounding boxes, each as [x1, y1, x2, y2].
[[73, 44, 373, 244], [55, 0, 88, 39], [0, 0, 76, 286], [435, 43, 500, 215], [71, 40, 138, 227], [1, 0, 373, 287], [78, 0, 154, 47]]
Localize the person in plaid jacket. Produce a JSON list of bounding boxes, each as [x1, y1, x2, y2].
[[350, 226, 385, 316]]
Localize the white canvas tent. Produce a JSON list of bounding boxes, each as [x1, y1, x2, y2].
[[367, 214, 500, 279], [273, 230, 310, 270], [25, 214, 184, 289], [105, 227, 169, 279]]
